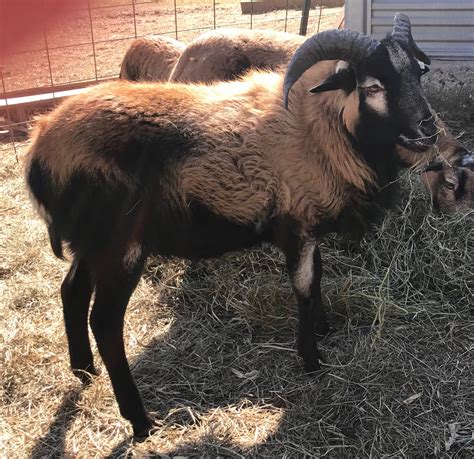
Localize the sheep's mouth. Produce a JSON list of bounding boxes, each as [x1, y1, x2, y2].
[[397, 135, 434, 152]]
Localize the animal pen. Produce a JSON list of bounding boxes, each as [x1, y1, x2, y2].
[[0, 0, 344, 154], [1, 1, 473, 457]]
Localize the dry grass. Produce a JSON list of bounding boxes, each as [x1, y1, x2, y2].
[[1, 119, 473, 456]]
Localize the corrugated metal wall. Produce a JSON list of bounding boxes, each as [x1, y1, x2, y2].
[[345, 0, 474, 60]]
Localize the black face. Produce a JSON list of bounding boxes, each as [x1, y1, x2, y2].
[[355, 39, 438, 153]]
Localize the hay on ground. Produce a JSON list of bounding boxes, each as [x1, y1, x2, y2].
[[1, 106, 472, 456]]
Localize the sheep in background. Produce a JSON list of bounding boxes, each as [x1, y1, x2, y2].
[[169, 28, 305, 83], [421, 147, 473, 214], [170, 28, 473, 214], [120, 35, 185, 81], [397, 122, 473, 213], [25, 16, 440, 436]]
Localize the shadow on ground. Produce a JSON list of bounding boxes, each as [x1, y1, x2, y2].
[[30, 251, 472, 458], [30, 388, 84, 458]]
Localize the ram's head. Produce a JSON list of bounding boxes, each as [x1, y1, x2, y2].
[[284, 13, 438, 152]]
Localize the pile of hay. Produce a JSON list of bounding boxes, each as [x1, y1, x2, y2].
[[133, 169, 472, 457]]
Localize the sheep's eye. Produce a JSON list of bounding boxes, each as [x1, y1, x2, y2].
[[363, 84, 384, 95]]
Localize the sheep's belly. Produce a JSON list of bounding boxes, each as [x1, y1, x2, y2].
[[150, 200, 266, 259]]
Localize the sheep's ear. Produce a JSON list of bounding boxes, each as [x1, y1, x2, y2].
[[309, 69, 354, 94], [421, 168, 440, 195]]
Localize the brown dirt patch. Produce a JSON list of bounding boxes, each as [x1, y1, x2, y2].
[[1, 2, 343, 93]]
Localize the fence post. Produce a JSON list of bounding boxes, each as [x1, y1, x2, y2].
[[299, 0, 311, 35]]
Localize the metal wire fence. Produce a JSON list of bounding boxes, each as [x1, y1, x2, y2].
[[0, 0, 344, 156]]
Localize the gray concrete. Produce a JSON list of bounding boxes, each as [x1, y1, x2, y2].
[[423, 60, 473, 149], [423, 60, 474, 92]]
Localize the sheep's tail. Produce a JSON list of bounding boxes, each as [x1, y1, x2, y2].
[[47, 224, 64, 259], [25, 118, 142, 262], [26, 157, 65, 260], [24, 118, 65, 260]]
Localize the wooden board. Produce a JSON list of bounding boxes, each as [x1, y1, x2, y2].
[[241, 0, 343, 15]]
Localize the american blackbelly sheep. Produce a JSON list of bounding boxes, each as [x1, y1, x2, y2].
[[169, 28, 305, 83], [25, 15, 439, 437]]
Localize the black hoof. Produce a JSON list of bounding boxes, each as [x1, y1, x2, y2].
[[132, 413, 159, 441], [314, 320, 333, 338], [303, 357, 321, 373], [300, 348, 324, 373], [72, 366, 100, 385], [302, 350, 326, 374]]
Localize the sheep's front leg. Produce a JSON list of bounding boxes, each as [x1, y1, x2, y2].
[[288, 241, 326, 372]]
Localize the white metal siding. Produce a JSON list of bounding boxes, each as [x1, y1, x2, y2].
[[346, 0, 474, 60]]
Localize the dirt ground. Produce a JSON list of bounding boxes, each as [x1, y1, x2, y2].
[[0, 13, 473, 457], [1, 1, 342, 93]]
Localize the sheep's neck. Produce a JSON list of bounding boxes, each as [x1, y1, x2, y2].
[[268, 88, 378, 228]]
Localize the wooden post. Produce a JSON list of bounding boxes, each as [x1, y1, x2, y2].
[[299, 0, 311, 35]]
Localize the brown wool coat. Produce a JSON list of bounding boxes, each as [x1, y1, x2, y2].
[[170, 28, 305, 83], [25, 62, 376, 235]]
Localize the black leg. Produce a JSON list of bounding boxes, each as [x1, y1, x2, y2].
[[282, 236, 324, 373], [89, 255, 154, 438], [295, 297, 321, 372], [61, 258, 98, 384]]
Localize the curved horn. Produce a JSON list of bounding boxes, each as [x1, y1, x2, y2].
[[392, 12, 431, 65], [283, 29, 379, 109], [391, 12, 412, 43]]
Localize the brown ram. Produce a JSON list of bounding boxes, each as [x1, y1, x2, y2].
[[25, 16, 439, 437]]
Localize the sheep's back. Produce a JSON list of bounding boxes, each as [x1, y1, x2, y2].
[[170, 28, 305, 83], [120, 35, 185, 81]]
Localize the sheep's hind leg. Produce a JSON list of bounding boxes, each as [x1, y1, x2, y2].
[[90, 254, 155, 438], [61, 258, 98, 384]]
